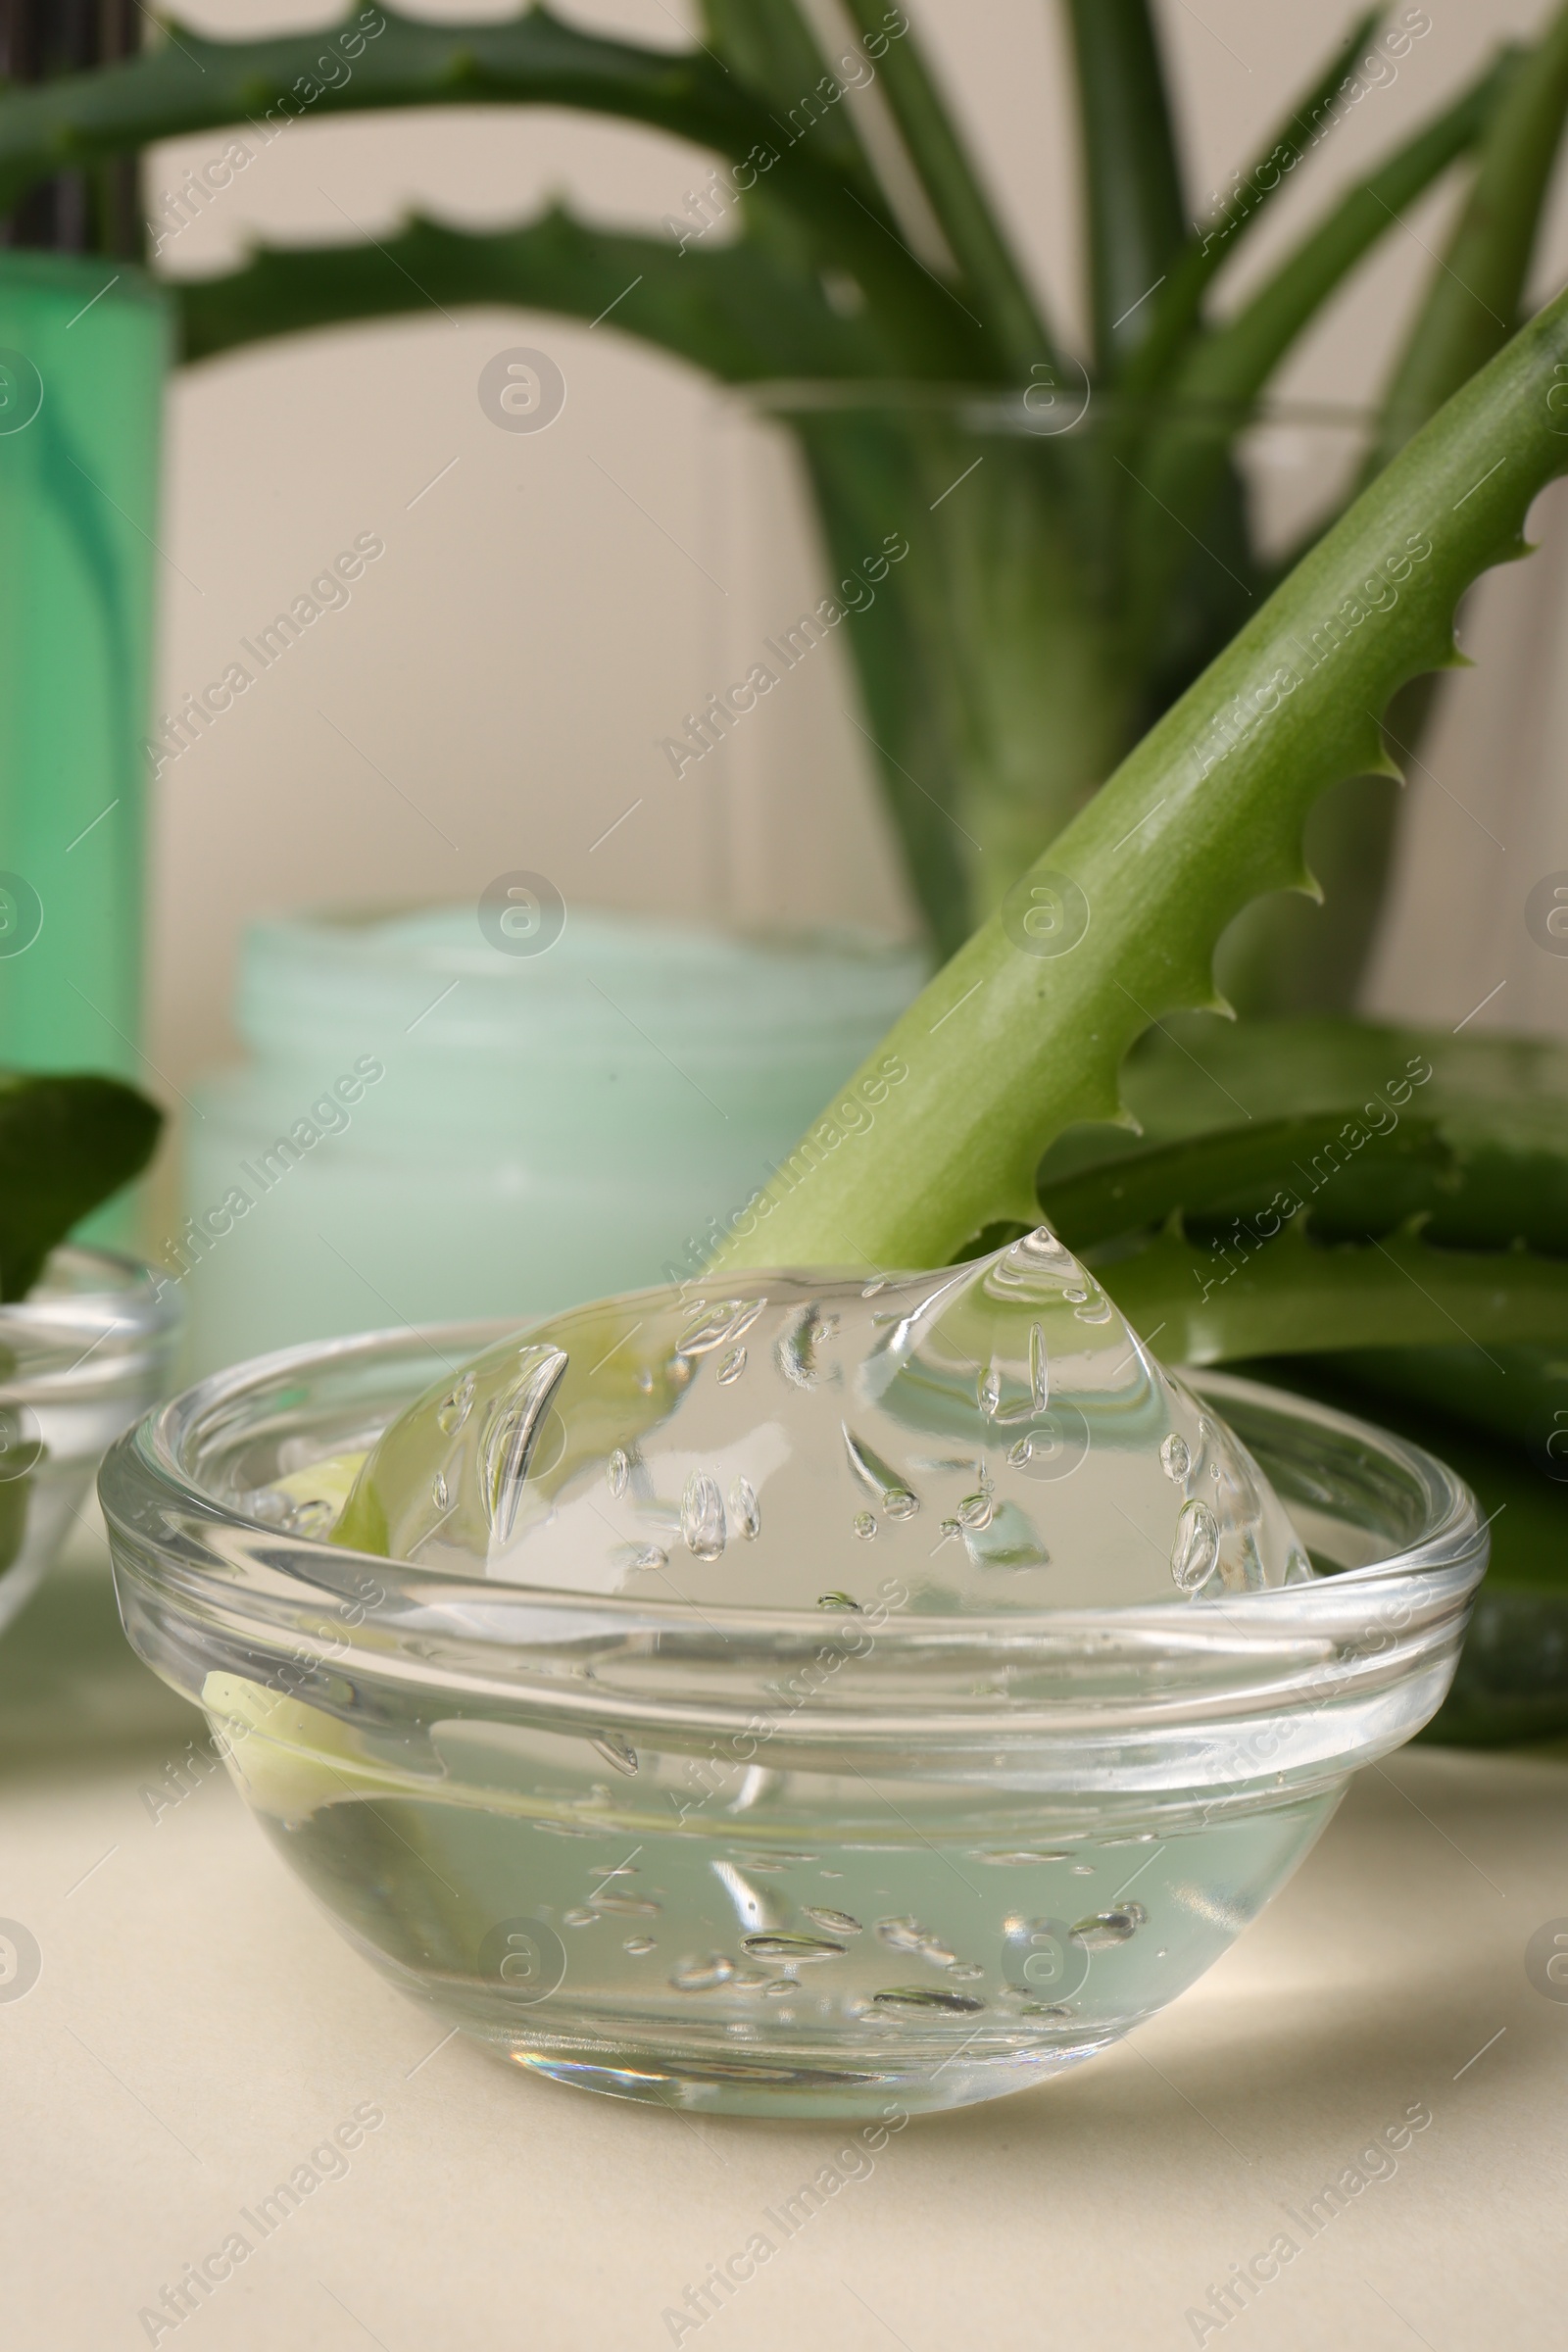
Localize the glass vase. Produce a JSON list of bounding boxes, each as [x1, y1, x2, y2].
[[739, 385, 1395, 1007]]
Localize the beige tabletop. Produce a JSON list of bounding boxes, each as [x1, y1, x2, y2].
[[3, 1515, 1565, 2352]]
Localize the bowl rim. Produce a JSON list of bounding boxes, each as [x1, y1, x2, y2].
[[0, 1241, 175, 1311], [0, 1243, 180, 1385], [101, 1315, 1487, 1642], [100, 1321, 1489, 1762]]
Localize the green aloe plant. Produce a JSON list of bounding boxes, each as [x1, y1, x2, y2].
[[4, 1, 1568, 989], [710, 287, 1568, 1270], [0, 1069, 160, 1301], [11, 8, 1568, 1734], [0, 1070, 161, 1572], [705, 280, 1568, 1735]]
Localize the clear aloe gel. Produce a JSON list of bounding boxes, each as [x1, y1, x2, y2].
[[220, 1227, 1323, 2113], [331, 1225, 1313, 1608]]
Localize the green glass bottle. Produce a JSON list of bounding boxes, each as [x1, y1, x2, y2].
[[0, 256, 167, 1077], [0, 1, 168, 1086]]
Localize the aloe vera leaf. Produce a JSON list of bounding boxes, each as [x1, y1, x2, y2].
[[1091, 1218, 1568, 1364], [1170, 63, 1508, 416], [1366, 0, 1568, 473], [1125, 9, 1384, 394], [0, 7, 760, 201], [1060, 0, 1188, 376], [1247, 1353, 1568, 1602], [710, 286, 1568, 1277], [0, 7, 981, 373], [1036, 1013, 1568, 1180], [1304, 1341, 1568, 1472], [1116, 59, 1509, 649], [1052, 1082, 1568, 1372], [1212, 41, 1535, 1014], [0, 1073, 161, 1301], [176, 208, 878, 377], [1209, 773, 1404, 1018], [1235, 1359, 1568, 1747], [698, 0, 875, 185], [1057, 1088, 1568, 1376], [1041, 1111, 1458, 1250], [838, 0, 1053, 374], [1044, 1078, 1568, 1256], [694, 0, 889, 304], [1039, 1021, 1568, 1402]]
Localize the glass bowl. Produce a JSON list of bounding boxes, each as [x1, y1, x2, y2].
[[0, 1246, 179, 1638], [99, 1322, 1486, 2120]]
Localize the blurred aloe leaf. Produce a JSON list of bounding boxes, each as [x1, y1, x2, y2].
[[840, 0, 1053, 371], [1128, 50, 1514, 642], [0, 1071, 161, 1302], [1125, 8, 1384, 393], [1309, 1342, 1568, 1477], [1209, 12, 1568, 1008], [1241, 1352, 1568, 1744], [1367, 1, 1568, 472], [698, 0, 879, 186], [1169, 58, 1512, 419], [177, 208, 880, 378], [1062, 0, 1189, 378]]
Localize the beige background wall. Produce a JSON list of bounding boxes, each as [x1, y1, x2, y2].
[[146, 0, 1568, 1097]]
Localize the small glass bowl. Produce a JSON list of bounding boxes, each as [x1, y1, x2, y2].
[[100, 1323, 1486, 2120], [0, 1246, 179, 1637]]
